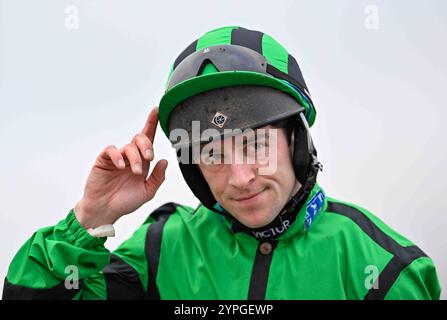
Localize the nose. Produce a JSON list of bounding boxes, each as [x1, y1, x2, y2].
[[228, 163, 256, 189]]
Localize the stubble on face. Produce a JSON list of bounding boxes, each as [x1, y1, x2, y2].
[[198, 126, 300, 228]]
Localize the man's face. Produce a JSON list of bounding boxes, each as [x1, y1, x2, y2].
[[198, 125, 300, 228]]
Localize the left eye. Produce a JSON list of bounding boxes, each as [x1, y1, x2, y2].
[[247, 143, 265, 152], [209, 153, 223, 162]]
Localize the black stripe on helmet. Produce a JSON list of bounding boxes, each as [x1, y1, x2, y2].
[[231, 27, 263, 54], [287, 54, 309, 94], [173, 39, 198, 70]]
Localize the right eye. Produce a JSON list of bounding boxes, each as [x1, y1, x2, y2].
[[203, 152, 224, 164]]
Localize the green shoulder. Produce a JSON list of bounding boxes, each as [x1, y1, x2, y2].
[[323, 197, 441, 300]]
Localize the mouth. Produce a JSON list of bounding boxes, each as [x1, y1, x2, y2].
[[232, 188, 267, 204]]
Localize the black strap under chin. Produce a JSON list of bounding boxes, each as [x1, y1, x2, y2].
[[230, 187, 308, 240], [223, 159, 320, 241]]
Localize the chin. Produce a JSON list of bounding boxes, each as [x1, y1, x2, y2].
[[236, 210, 276, 229]]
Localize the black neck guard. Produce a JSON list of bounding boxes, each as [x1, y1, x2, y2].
[[230, 187, 308, 240]]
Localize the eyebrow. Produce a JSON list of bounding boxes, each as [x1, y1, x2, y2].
[[199, 130, 271, 152]]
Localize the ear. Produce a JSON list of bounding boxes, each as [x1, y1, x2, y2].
[[289, 129, 295, 157], [177, 147, 217, 209], [292, 114, 312, 185]]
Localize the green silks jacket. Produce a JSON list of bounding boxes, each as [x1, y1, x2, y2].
[[2, 183, 441, 300]]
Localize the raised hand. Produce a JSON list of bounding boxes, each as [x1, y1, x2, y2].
[[74, 107, 168, 229]]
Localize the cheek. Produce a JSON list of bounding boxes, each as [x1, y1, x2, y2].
[[272, 149, 295, 189]]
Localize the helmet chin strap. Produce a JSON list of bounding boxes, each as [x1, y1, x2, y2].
[[217, 159, 320, 241], [228, 180, 309, 240]]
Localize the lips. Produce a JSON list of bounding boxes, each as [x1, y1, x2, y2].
[[233, 188, 266, 202]]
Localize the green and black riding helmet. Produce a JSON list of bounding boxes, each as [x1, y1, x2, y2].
[[158, 26, 323, 237]]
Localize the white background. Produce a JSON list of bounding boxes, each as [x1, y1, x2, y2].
[[0, 0, 446, 298]]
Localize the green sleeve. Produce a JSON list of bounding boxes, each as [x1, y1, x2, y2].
[[2, 209, 152, 300], [385, 257, 442, 300]]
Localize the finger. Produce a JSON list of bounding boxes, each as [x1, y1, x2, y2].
[[99, 145, 126, 169], [121, 144, 143, 175], [132, 133, 154, 161], [140, 107, 159, 143], [144, 159, 168, 200]]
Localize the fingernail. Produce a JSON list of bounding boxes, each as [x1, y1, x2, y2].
[[118, 160, 125, 168], [134, 163, 142, 174], [145, 149, 152, 159]]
